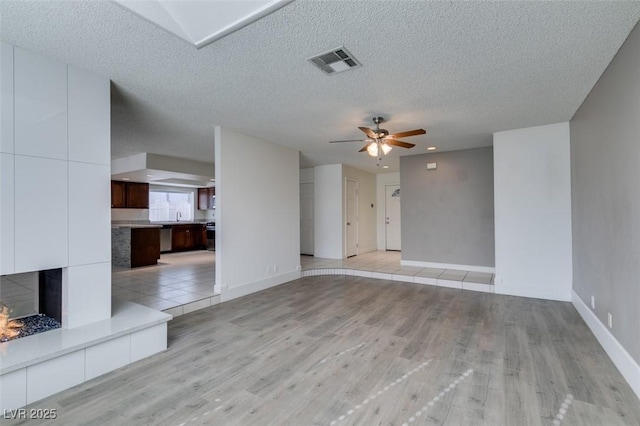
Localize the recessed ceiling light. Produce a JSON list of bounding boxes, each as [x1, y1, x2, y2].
[[122, 177, 130, 181], [146, 174, 154, 177], [427, 146, 437, 151], [383, 165, 389, 169], [209, 178, 215, 181]]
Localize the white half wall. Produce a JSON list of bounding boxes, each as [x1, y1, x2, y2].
[[376, 172, 400, 251], [493, 122, 572, 301], [314, 164, 343, 259], [215, 127, 300, 301]]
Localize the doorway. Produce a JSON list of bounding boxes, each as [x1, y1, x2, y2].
[[345, 178, 358, 257], [300, 182, 314, 255], [385, 184, 401, 251]]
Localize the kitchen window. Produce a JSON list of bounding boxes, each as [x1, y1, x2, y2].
[[149, 191, 193, 222]]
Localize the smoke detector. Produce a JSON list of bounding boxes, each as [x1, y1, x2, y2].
[[308, 46, 361, 75]]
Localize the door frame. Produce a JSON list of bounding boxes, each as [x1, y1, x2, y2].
[[299, 181, 314, 255], [344, 178, 359, 258], [385, 184, 401, 251]]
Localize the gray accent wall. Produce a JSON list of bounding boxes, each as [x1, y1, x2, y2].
[[570, 23, 640, 364], [400, 147, 494, 267]]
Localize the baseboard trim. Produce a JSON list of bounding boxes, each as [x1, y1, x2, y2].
[[494, 283, 571, 302], [572, 290, 640, 399], [221, 270, 301, 302], [401, 260, 495, 274], [357, 247, 378, 256]]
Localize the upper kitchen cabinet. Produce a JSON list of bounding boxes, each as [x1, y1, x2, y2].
[[111, 181, 126, 208], [14, 47, 68, 160], [198, 187, 215, 210], [68, 65, 110, 165], [127, 182, 149, 208], [112, 181, 149, 208], [1, 43, 14, 154]]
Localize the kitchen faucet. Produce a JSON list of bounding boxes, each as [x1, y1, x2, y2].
[[176, 211, 182, 222]]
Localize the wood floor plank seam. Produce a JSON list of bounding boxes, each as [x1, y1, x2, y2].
[[398, 368, 474, 426], [328, 359, 432, 425]]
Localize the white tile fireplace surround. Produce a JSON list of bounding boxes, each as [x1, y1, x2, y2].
[[0, 43, 171, 411]]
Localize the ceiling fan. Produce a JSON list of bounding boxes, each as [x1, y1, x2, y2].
[[329, 117, 426, 165]]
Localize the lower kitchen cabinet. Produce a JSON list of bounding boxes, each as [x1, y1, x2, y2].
[[112, 227, 160, 268], [200, 226, 207, 250], [131, 228, 160, 267], [171, 224, 203, 252]]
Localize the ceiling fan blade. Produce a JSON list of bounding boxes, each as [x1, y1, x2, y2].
[[358, 127, 377, 139], [387, 129, 426, 139], [329, 139, 369, 143], [385, 139, 415, 149], [358, 142, 371, 152]]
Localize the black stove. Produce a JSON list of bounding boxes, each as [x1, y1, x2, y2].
[[205, 222, 215, 250]]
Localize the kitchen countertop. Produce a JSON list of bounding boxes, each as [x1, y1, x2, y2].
[[151, 222, 207, 226], [111, 224, 162, 229], [111, 222, 211, 229]]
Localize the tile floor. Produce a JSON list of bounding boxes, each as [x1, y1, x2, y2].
[[112, 250, 219, 314], [301, 250, 495, 292], [1, 250, 491, 322]]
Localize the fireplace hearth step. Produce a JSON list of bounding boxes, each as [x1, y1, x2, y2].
[[0, 314, 61, 343]]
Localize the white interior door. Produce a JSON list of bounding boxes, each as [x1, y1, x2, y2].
[[385, 184, 401, 251], [300, 182, 314, 255], [346, 179, 358, 257]]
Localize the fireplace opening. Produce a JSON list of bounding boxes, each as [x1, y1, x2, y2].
[[0, 268, 63, 342]]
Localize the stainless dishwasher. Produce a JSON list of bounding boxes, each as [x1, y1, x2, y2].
[[160, 226, 172, 252]]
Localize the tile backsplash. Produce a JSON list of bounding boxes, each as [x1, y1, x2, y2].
[[111, 209, 149, 222]]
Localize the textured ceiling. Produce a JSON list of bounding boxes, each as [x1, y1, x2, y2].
[[2, 1, 639, 173]]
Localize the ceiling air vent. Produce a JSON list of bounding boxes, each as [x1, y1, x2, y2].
[[308, 46, 362, 75]]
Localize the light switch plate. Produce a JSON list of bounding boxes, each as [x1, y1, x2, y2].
[[427, 162, 437, 170]]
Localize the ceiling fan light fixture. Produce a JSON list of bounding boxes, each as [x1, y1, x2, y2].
[[381, 143, 392, 155], [367, 143, 378, 157]]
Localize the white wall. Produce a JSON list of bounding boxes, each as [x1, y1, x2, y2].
[[493, 122, 572, 301], [343, 165, 377, 255], [313, 164, 343, 259], [215, 127, 300, 301], [376, 172, 400, 251], [299, 167, 314, 183]]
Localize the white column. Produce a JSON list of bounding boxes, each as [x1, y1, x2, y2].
[[493, 122, 572, 301]]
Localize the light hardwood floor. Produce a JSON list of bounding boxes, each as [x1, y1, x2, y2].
[[9, 275, 640, 425]]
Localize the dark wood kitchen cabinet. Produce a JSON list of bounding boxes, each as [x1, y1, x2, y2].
[[198, 187, 215, 210], [131, 228, 160, 267], [126, 182, 149, 208], [171, 224, 202, 251], [200, 226, 207, 249], [111, 181, 127, 208], [111, 181, 149, 208]]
